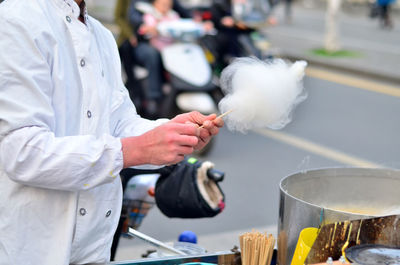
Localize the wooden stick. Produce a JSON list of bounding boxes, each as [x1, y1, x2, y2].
[[239, 231, 275, 265], [199, 109, 234, 129], [266, 235, 275, 265]]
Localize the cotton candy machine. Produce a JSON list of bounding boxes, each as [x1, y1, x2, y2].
[[278, 168, 400, 265]]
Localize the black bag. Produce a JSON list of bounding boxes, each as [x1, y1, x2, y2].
[[155, 157, 225, 218]]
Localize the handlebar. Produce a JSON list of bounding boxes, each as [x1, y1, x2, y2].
[[207, 168, 225, 182]]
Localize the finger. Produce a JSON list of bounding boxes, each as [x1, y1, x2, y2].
[[200, 113, 221, 128], [213, 117, 224, 128], [173, 123, 199, 136], [200, 120, 219, 136], [208, 125, 220, 136], [194, 134, 211, 150], [169, 154, 185, 165], [174, 134, 199, 147], [198, 127, 212, 140], [197, 135, 210, 146], [184, 121, 202, 137], [205, 113, 217, 121], [189, 111, 213, 126], [201, 120, 213, 129], [176, 145, 195, 155]]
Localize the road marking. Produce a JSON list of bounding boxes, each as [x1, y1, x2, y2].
[[254, 128, 382, 168], [306, 67, 400, 98]]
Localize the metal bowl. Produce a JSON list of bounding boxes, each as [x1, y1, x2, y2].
[[277, 168, 400, 265], [346, 244, 400, 265]]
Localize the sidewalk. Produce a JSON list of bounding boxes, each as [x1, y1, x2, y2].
[[263, 2, 400, 83], [87, 0, 400, 83]]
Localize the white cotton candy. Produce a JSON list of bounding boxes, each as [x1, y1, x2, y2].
[[218, 57, 307, 132]]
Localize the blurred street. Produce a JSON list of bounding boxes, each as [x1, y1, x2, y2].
[[85, 0, 400, 262], [88, 0, 400, 83], [266, 1, 400, 82]]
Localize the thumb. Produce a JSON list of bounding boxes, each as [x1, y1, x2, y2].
[[187, 111, 209, 125], [205, 113, 217, 121]]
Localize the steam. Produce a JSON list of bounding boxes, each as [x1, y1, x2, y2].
[[218, 57, 307, 132]]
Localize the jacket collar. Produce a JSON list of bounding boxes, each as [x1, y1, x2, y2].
[[52, 0, 88, 23]]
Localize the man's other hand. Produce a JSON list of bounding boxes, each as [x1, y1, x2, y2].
[[121, 122, 200, 167], [171, 111, 224, 150]]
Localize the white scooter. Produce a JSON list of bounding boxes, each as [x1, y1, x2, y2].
[[134, 1, 220, 119], [156, 18, 219, 118]]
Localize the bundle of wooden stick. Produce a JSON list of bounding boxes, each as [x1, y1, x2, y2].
[[239, 230, 275, 265]]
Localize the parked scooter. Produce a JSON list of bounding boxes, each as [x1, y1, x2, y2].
[[154, 18, 220, 118]]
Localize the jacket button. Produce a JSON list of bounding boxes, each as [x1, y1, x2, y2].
[[87, 110, 92, 118], [105, 210, 112, 217], [66, 16, 71, 23], [79, 208, 87, 216], [80, 59, 85, 67]]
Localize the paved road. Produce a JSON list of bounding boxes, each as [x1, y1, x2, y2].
[[114, 67, 400, 261]]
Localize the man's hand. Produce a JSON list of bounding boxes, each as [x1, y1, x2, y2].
[[202, 21, 214, 32], [236, 21, 249, 30], [129, 35, 138, 47], [171, 111, 224, 150], [138, 24, 158, 37], [121, 122, 199, 167], [221, 16, 235, 27]]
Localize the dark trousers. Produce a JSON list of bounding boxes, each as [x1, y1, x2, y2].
[[132, 42, 164, 100], [110, 169, 139, 261], [119, 40, 141, 101], [214, 29, 261, 66]]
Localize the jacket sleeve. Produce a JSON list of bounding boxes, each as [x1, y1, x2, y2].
[[128, 0, 145, 35], [0, 17, 124, 191], [114, 0, 136, 41], [105, 24, 168, 139]]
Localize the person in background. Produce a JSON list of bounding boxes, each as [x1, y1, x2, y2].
[[377, 0, 395, 28], [141, 0, 213, 51], [0, 0, 223, 264], [210, 0, 261, 68], [142, 0, 180, 51], [115, 0, 142, 106], [283, 0, 293, 23], [127, 0, 193, 118]]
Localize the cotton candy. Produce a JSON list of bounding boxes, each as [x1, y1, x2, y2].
[[218, 57, 307, 132]]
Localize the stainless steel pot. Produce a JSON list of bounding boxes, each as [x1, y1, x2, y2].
[[277, 168, 400, 265]]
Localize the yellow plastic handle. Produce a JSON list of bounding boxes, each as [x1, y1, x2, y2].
[[291, 227, 319, 265]]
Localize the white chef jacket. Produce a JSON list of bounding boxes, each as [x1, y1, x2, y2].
[[0, 0, 165, 264]]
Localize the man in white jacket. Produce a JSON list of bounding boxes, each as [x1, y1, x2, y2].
[[0, 0, 223, 264]]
